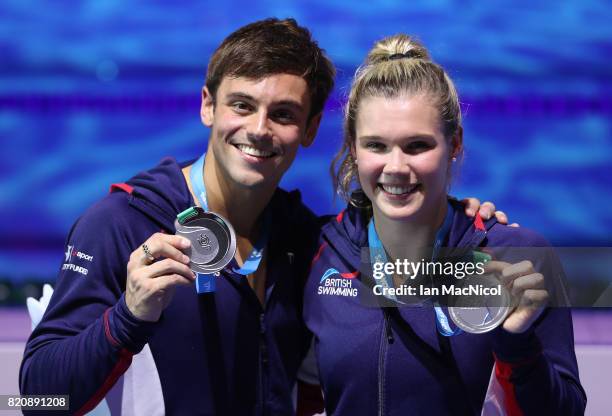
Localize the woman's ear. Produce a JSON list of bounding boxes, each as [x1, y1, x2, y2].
[[451, 126, 464, 160], [350, 141, 357, 164]]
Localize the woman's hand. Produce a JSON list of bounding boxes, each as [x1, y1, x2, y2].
[[461, 198, 519, 227], [485, 260, 548, 333]]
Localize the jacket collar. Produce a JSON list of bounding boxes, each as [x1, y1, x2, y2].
[[322, 198, 498, 271], [116, 157, 195, 232]]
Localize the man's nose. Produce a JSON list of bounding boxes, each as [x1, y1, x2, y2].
[[247, 110, 272, 139]]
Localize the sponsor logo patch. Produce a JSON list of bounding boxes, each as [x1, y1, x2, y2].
[[317, 268, 359, 297], [65, 245, 94, 263], [62, 244, 94, 276]]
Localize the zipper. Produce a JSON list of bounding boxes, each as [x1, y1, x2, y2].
[[378, 308, 394, 416], [259, 312, 268, 416]]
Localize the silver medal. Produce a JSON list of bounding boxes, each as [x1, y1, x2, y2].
[[174, 207, 236, 274], [447, 273, 514, 334]]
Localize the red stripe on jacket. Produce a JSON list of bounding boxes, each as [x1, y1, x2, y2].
[[493, 352, 541, 416], [75, 348, 133, 416], [75, 308, 134, 415], [109, 183, 134, 194]]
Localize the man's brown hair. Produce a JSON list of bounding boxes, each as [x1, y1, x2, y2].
[[205, 18, 335, 119]]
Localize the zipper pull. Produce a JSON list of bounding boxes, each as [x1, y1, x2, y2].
[[386, 322, 394, 344], [384, 309, 394, 344]]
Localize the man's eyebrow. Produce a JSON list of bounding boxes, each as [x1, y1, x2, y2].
[[225, 93, 305, 112], [274, 99, 306, 113], [226, 92, 255, 101]]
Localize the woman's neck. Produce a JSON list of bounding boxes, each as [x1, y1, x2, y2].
[[372, 201, 448, 263]]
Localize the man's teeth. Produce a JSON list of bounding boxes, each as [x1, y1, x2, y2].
[[380, 184, 417, 195], [235, 144, 274, 158]]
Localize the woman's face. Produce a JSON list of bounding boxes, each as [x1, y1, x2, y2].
[[354, 94, 456, 225]]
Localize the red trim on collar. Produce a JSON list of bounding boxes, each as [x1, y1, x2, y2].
[[336, 210, 345, 223], [474, 209, 486, 231], [109, 183, 134, 194], [311, 242, 328, 266]]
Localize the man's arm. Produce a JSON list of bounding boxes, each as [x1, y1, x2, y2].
[[19, 197, 161, 415]]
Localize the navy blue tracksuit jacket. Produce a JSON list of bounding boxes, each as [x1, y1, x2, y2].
[[304, 201, 586, 415], [20, 158, 318, 415]]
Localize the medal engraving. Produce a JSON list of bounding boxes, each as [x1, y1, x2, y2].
[[198, 233, 211, 249]]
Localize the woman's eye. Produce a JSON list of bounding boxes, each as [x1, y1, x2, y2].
[[407, 141, 431, 152], [365, 142, 385, 151]]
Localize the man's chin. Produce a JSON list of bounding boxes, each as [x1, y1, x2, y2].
[[229, 171, 274, 190]]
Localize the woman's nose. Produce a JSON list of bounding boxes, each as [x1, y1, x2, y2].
[[382, 147, 411, 175]]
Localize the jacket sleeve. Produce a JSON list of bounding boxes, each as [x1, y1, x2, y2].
[[491, 238, 586, 416], [19, 194, 158, 415]]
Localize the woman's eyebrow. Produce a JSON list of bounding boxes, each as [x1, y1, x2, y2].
[[358, 134, 436, 142]]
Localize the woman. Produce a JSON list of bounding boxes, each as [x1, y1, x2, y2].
[[302, 35, 586, 415]]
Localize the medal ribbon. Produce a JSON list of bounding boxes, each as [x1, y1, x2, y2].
[[432, 202, 462, 337], [368, 202, 461, 336], [189, 153, 270, 276]]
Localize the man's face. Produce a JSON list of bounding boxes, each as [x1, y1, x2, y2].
[[201, 74, 320, 190]]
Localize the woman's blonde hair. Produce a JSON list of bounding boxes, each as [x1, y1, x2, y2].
[[332, 34, 463, 203]]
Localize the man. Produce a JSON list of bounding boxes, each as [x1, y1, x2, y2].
[[20, 18, 502, 415]]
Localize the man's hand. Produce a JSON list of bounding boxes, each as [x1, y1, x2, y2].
[[485, 260, 548, 334], [461, 198, 519, 227], [126, 233, 195, 322]]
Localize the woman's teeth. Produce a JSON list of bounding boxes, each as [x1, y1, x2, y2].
[[235, 144, 274, 158], [380, 184, 418, 195]]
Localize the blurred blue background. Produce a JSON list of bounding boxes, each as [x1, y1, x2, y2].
[[1, 0, 611, 286]]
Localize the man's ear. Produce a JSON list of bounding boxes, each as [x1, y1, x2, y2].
[[302, 112, 323, 148], [200, 86, 215, 127], [451, 126, 464, 160]]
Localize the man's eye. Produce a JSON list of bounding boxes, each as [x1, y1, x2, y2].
[[272, 110, 296, 124], [232, 102, 252, 112]]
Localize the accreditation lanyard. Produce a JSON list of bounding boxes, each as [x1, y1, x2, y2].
[[367, 202, 461, 337], [189, 153, 270, 277]]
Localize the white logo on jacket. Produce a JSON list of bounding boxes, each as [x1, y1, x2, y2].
[[317, 268, 359, 297], [62, 244, 94, 276]]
